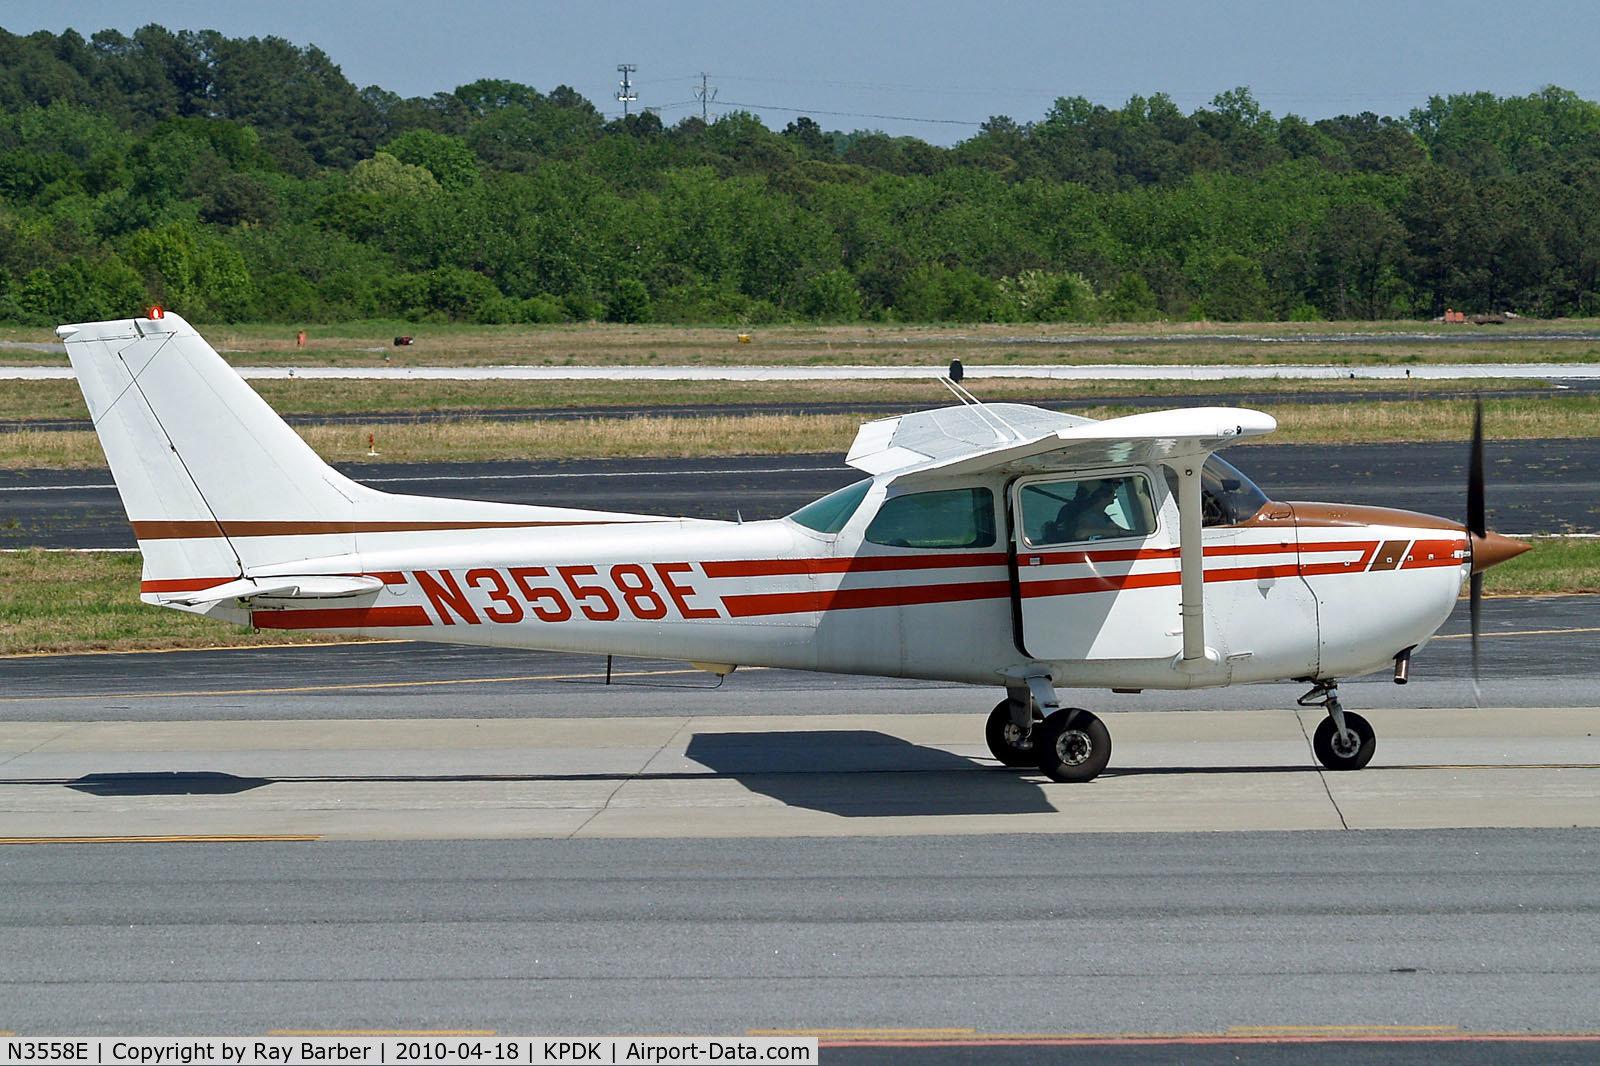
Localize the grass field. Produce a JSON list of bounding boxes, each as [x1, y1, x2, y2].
[[0, 539, 1592, 657], [6, 318, 1600, 367], [0, 374, 1560, 423]]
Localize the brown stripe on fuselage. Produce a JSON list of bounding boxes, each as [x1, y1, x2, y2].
[[1279, 501, 1464, 531], [1367, 539, 1412, 571]]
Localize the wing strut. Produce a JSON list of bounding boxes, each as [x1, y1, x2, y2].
[[1170, 459, 1207, 666]]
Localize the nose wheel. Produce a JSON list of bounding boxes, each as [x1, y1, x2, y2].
[[1300, 682, 1376, 771]]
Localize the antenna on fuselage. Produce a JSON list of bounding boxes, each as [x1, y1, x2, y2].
[[937, 358, 1021, 441]]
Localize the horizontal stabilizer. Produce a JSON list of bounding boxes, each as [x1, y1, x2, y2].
[[157, 575, 385, 607]]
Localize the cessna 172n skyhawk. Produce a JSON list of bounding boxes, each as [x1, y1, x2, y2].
[[59, 310, 1529, 782]]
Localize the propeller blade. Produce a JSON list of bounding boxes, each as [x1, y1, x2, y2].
[[1470, 570, 1483, 695], [1467, 398, 1486, 703], [1467, 398, 1485, 538]]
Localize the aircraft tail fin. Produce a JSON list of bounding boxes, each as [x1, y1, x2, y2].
[[59, 311, 372, 600], [60, 311, 678, 610]]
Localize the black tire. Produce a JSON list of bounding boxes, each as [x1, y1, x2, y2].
[[1313, 711, 1376, 771], [1035, 708, 1112, 782], [985, 698, 1041, 768]]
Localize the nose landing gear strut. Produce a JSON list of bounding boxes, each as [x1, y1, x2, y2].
[[1299, 681, 1377, 771]]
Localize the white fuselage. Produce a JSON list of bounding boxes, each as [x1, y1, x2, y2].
[[219, 468, 1469, 692]]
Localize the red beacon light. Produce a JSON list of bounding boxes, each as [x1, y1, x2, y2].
[[148, 306, 164, 320]]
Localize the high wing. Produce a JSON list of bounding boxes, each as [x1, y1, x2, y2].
[[848, 400, 1278, 669], [846, 402, 1277, 481]]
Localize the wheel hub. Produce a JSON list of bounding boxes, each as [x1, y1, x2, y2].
[[1056, 729, 1092, 766], [1330, 729, 1360, 758]]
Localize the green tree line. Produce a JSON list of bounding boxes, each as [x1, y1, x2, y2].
[[4, 24, 1600, 326]]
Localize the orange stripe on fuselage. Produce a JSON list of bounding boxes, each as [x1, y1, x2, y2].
[[250, 605, 432, 629], [721, 580, 1014, 618], [140, 576, 236, 593], [1400, 538, 1467, 570]]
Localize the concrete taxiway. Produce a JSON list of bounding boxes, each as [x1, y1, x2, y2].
[[2, 594, 1597, 842], [3, 706, 1598, 842]]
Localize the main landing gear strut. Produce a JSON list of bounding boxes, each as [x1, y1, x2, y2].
[[985, 676, 1112, 783], [984, 675, 1379, 781]]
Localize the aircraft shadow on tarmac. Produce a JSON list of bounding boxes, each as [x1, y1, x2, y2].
[[38, 730, 1057, 816], [65, 771, 272, 796], [42, 750, 1325, 807], [684, 730, 1057, 816]]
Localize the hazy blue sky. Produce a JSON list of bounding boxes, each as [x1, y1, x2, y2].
[[10, 1, 1599, 142]]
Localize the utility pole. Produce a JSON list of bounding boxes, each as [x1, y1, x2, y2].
[[616, 64, 638, 117], [695, 72, 717, 122]]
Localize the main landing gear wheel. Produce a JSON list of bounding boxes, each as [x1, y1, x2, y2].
[[985, 698, 1042, 767], [1035, 708, 1112, 783], [1312, 711, 1376, 771]]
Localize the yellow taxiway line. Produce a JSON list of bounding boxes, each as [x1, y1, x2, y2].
[[0, 834, 320, 845]]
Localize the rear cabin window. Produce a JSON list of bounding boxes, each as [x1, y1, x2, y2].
[[864, 487, 996, 549], [788, 478, 872, 534], [1019, 475, 1157, 546]]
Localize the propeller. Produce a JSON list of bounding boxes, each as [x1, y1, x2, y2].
[[1463, 399, 1533, 699], [1467, 399, 1485, 690]]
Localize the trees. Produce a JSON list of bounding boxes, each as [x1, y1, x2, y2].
[[4, 25, 1600, 325]]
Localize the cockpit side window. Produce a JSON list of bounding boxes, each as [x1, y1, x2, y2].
[[788, 478, 872, 534], [864, 487, 996, 549], [1019, 475, 1158, 546], [1162, 456, 1272, 527]]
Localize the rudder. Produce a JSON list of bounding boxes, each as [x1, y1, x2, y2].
[[59, 311, 363, 599]]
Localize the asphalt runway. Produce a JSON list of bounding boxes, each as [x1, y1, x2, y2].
[[2, 437, 1596, 549], [0, 833, 1597, 1060]]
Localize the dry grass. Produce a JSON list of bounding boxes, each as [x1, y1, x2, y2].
[[4, 396, 1597, 469], [1234, 397, 1600, 444], [7, 319, 1600, 367], [0, 428, 109, 467], [0, 375, 1556, 423], [297, 414, 864, 463]]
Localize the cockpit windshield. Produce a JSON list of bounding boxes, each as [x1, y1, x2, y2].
[[788, 478, 872, 534], [1200, 455, 1271, 525], [1164, 456, 1272, 526]]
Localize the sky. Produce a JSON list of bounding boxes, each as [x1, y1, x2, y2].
[[8, 1, 1600, 144]]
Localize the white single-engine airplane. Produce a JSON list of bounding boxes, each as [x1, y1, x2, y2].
[[60, 310, 1529, 782]]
